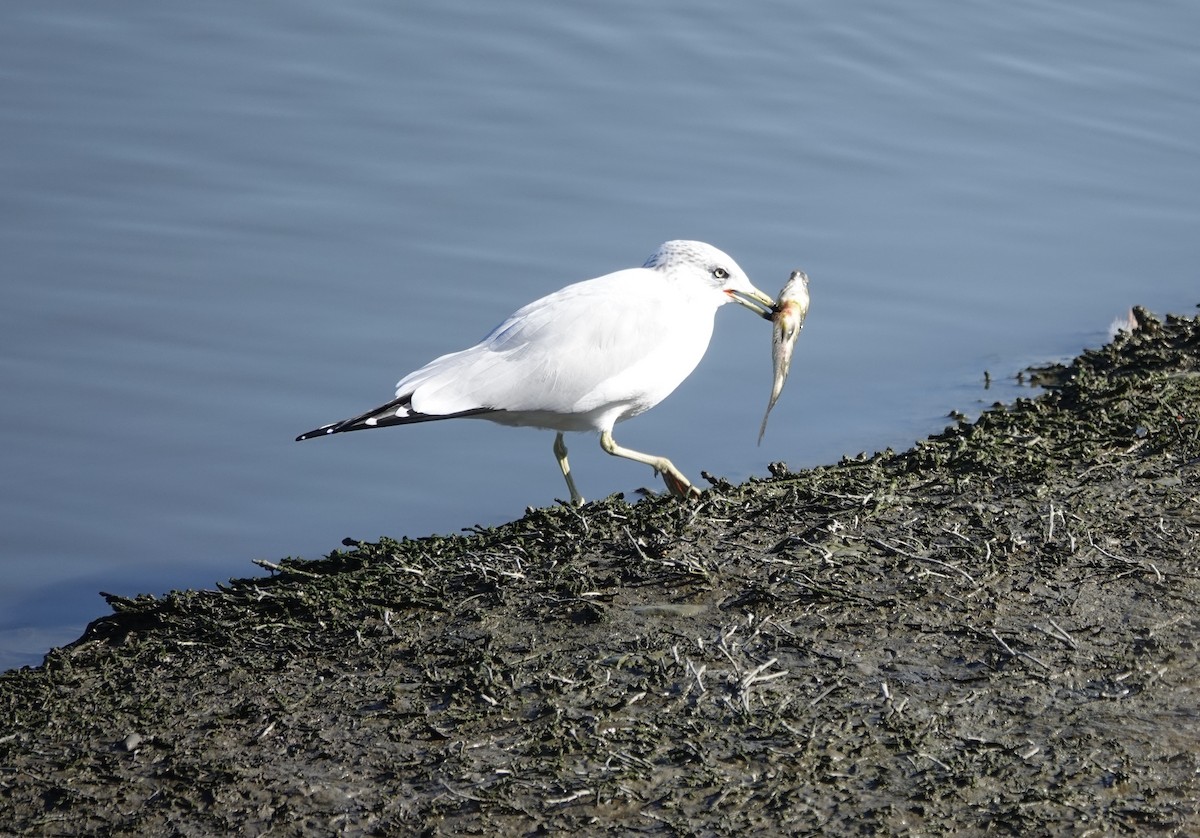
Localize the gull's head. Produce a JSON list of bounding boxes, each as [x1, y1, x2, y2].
[[644, 240, 775, 319]]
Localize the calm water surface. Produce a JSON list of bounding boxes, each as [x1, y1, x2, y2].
[[3, 1, 1199, 669]]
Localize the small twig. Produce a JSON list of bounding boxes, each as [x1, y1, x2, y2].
[[747, 669, 789, 686], [1032, 623, 1075, 649], [919, 751, 952, 771], [439, 781, 486, 802], [869, 537, 977, 585], [382, 610, 402, 638], [942, 524, 973, 545], [1048, 618, 1078, 649], [546, 789, 593, 805], [990, 628, 1017, 656], [251, 558, 321, 578], [1089, 537, 1165, 583], [991, 628, 1051, 671], [739, 658, 781, 690], [561, 501, 590, 535], [623, 526, 650, 561], [808, 683, 840, 707], [716, 626, 743, 674]]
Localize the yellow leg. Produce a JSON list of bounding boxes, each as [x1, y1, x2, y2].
[[553, 432, 584, 505], [599, 430, 700, 499]]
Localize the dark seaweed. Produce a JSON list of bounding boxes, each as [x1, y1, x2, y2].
[[2, 307, 1198, 836]]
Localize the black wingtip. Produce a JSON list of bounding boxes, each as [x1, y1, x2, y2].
[[295, 424, 338, 442], [295, 398, 492, 443]]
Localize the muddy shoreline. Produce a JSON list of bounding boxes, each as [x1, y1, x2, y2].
[[2, 307, 1198, 836]]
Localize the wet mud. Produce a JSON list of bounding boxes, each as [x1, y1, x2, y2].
[[2, 307, 1198, 836]]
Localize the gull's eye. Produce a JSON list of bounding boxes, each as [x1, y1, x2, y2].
[[712, 267, 729, 280]]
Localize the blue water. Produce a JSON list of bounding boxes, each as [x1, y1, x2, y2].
[[3, 1, 1198, 670]]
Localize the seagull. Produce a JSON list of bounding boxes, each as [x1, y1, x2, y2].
[[296, 240, 776, 503]]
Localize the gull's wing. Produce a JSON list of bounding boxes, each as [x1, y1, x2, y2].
[[406, 268, 713, 419], [297, 267, 719, 439]]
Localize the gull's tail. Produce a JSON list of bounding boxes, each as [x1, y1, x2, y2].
[[295, 395, 488, 441]]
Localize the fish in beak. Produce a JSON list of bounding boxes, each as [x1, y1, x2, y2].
[[759, 269, 810, 444]]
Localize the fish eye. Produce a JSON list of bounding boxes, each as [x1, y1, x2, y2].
[[712, 267, 729, 280]]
